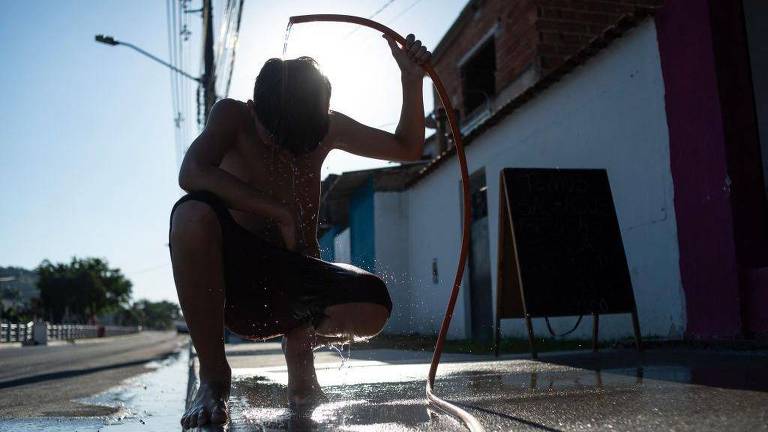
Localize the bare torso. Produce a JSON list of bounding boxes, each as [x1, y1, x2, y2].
[[219, 101, 328, 255]]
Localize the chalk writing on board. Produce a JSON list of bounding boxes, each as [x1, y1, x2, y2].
[[498, 168, 635, 318]]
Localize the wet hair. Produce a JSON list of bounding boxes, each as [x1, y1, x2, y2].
[[253, 56, 332, 155]]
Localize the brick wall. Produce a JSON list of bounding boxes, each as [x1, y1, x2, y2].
[[431, 0, 539, 122], [536, 0, 663, 71], [430, 0, 662, 128]]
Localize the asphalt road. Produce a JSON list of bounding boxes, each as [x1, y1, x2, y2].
[[0, 331, 187, 418]]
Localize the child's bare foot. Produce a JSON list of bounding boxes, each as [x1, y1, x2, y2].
[[288, 375, 327, 410], [181, 367, 231, 429]]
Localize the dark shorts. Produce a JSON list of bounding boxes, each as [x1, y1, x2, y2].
[[168, 191, 392, 340]]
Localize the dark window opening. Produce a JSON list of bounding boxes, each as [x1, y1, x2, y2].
[[471, 183, 488, 221], [461, 37, 496, 116]]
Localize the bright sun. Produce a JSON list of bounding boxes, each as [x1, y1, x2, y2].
[[283, 22, 417, 177], [283, 22, 402, 120]]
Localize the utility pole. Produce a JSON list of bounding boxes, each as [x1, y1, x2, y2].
[[201, 0, 216, 124]]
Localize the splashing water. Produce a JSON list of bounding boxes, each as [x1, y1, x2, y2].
[[322, 335, 380, 370], [320, 342, 352, 370]]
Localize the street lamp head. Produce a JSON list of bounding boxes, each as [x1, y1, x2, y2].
[[92, 34, 201, 83], [95, 34, 119, 46]]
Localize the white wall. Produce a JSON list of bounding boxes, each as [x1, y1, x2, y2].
[[334, 228, 351, 264], [373, 192, 414, 334], [401, 20, 686, 340], [406, 168, 468, 339]]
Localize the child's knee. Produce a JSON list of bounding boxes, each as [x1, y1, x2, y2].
[[170, 201, 221, 249], [321, 303, 389, 338]]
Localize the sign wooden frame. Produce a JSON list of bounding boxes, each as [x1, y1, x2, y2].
[[493, 168, 642, 358]]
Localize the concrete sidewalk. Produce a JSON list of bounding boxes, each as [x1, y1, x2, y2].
[[187, 342, 768, 431]]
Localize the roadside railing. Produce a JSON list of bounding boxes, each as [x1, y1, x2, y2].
[[102, 325, 142, 337], [46, 324, 99, 340], [1, 322, 141, 343], [1, 321, 34, 343]]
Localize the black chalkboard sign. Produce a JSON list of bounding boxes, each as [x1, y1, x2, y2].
[[494, 168, 641, 358]]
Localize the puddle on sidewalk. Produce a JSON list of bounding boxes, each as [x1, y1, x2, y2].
[[0, 347, 189, 432], [225, 369, 467, 431], [221, 352, 768, 431]]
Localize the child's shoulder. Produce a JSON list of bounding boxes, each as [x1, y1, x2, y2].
[[211, 98, 248, 115], [208, 98, 251, 128]]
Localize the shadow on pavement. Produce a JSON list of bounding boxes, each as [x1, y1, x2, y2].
[[0, 351, 178, 390], [538, 349, 768, 392], [454, 401, 563, 432]]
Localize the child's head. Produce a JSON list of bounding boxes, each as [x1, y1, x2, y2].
[[252, 56, 331, 155]]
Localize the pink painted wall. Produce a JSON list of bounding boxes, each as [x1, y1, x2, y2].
[[655, 1, 743, 338], [708, 0, 768, 336]]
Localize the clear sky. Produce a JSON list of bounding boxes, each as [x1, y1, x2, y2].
[[0, 0, 467, 303]]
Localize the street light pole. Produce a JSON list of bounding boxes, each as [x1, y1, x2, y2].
[[94, 34, 201, 84]]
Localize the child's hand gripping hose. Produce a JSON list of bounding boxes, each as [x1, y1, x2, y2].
[[289, 14, 484, 432]]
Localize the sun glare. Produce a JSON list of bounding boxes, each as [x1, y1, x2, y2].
[[284, 22, 404, 176]]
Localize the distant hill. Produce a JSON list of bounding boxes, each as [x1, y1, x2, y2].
[[0, 266, 39, 305]]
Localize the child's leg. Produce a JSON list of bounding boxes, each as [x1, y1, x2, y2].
[[264, 253, 392, 407], [283, 325, 326, 406], [281, 303, 388, 407], [170, 201, 230, 428]]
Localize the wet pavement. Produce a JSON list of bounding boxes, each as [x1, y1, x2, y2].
[[0, 331, 185, 418], [188, 343, 768, 431], [9, 338, 764, 431]]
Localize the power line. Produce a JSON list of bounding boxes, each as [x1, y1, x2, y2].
[[174, 0, 185, 165], [368, 0, 398, 19], [166, 0, 200, 166], [221, 1, 236, 94], [348, 0, 425, 42], [166, 0, 183, 168], [165, 0, 175, 118], [211, 0, 244, 98], [224, 0, 245, 97], [182, 1, 193, 152], [180, 0, 194, 154], [163, 0, 246, 158], [346, 0, 399, 39], [386, 0, 425, 24], [216, 0, 243, 98], [214, 0, 233, 89], [177, 0, 187, 155]]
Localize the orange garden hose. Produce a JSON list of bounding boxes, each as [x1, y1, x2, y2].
[[289, 14, 483, 432]]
